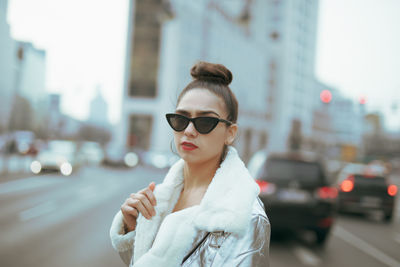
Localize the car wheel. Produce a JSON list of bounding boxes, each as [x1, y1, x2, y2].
[[315, 228, 330, 246], [384, 212, 393, 223]]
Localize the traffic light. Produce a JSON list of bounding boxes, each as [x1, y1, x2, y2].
[[320, 90, 332, 104]]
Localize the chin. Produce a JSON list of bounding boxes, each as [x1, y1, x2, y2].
[[178, 151, 198, 162], [180, 151, 221, 166]]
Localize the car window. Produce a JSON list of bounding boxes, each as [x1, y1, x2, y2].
[[48, 141, 76, 154], [260, 158, 323, 185], [354, 175, 386, 186]]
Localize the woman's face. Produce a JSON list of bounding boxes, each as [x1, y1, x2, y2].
[[173, 89, 237, 165]]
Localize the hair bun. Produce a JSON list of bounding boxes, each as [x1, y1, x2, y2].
[[190, 61, 232, 86]]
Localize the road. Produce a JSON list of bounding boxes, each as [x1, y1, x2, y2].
[[0, 166, 166, 267], [0, 166, 399, 267]]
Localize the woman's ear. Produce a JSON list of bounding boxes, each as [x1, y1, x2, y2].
[[225, 124, 238, 145]]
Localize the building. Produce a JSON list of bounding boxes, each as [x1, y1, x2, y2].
[[329, 90, 365, 147], [263, 0, 320, 153], [6, 41, 47, 133], [13, 41, 47, 129], [0, 0, 47, 135], [46, 94, 63, 138], [88, 87, 110, 128], [0, 0, 16, 132], [311, 85, 366, 161], [116, 0, 323, 161]]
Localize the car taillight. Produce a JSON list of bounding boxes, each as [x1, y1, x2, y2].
[[388, 185, 398, 196], [318, 217, 334, 228], [317, 186, 338, 199], [340, 175, 354, 192], [255, 179, 276, 195]]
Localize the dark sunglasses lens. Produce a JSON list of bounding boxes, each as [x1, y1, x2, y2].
[[194, 117, 219, 134], [168, 114, 189, 131]]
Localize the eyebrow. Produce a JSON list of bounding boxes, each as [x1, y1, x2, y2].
[[175, 109, 220, 117]]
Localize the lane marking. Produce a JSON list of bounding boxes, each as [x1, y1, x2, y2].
[[333, 226, 400, 267], [292, 246, 321, 266], [0, 176, 67, 195], [19, 201, 57, 221]]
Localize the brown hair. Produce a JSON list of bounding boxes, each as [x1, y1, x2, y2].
[[177, 61, 238, 123]]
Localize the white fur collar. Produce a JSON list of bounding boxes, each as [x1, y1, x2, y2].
[[114, 146, 259, 267]]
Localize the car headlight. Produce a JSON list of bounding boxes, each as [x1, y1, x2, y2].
[[30, 160, 42, 174], [60, 162, 73, 176], [124, 152, 139, 167], [151, 154, 168, 169]]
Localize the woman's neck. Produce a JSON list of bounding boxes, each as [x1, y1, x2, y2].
[[183, 157, 220, 192]]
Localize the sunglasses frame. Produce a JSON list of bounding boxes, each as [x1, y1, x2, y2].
[[166, 113, 232, 134]]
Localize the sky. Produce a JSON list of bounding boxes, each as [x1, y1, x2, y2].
[[7, 0, 129, 124], [6, 0, 400, 131], [316, 0, 400, 131]]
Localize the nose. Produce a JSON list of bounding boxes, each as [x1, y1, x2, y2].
[[184, 121, 198, 137]]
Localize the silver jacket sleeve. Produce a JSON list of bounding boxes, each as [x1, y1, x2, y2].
[[182, 198, 270, 267]]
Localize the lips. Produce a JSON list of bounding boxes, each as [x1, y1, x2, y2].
[[181, 141, 198, 151]]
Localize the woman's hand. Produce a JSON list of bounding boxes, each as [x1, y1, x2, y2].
[[121, 182, 157, 232]]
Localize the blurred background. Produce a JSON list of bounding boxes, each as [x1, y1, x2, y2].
[[0, 0, 399, 266]]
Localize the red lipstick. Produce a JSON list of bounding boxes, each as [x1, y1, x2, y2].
[[181, 141, 198, 151]]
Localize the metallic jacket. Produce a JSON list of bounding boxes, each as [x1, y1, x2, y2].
[[180, 198, 270, 266], [110, 146, 270, 267]]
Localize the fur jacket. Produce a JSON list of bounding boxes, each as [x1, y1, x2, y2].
[[109, 146, 270, 266]]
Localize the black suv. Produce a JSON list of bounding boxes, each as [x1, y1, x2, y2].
[[335, 163, 397, 222], [248, 150, 338, 245]]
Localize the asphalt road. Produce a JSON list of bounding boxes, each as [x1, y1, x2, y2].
[[0, 166, 399, 267], [0, 166, 166, 267]]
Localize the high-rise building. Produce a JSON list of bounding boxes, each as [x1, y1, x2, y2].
[[263, 0, 320, 152], [0, 0, 16, 132], [88, 87, 110, 127], [116, 0, 337, 161], [0, 0, 47, 134], [7, 41, 47, 132]]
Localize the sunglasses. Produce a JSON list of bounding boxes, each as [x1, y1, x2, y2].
[[166, 113, 232, 134]]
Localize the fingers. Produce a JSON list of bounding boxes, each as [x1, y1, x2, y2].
[[137, 182, 157, 206], [121, 182, 157, 227], [121, 204, 139, 219], [148, 182, 156, 192], [142, 187, 157, 206], [128, 194, 154, 219], [120, 203, 138, 232], [128, 182, 157, 219]]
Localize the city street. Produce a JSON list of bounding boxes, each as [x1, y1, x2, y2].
[[0, 166, 399, 267]]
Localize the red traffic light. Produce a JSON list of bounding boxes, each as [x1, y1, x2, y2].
[[359, 96, 367, 105], [320, 90, 332, 104]]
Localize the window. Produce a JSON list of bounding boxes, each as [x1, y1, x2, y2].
[[128, 0, 162, 98], [128, 114, 153, 150], [261, 159, 323, 185]]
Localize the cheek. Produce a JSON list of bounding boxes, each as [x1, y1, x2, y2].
[[202, 130, 226, 150], [173, 132, 181, 146]]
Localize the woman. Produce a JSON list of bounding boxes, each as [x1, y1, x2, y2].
[[110, 61, 270, 267]]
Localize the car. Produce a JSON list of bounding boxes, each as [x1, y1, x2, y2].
[[335, 162, 398, 222], [12, 130, 35, 155], [80, 141, 105, 165], [248, 150, 338, 245], [30, 140, 83, 176], [141, 150, 180, 169], [102, 146, 140, 168]]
